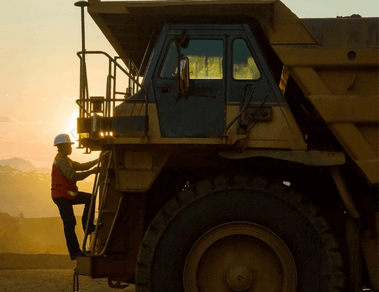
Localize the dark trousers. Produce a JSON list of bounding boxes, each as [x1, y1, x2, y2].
[[53, 192, 95, 257]]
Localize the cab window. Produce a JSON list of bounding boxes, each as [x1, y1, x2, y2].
[[160, 39, 223, 79], [233, 39, 261, 80]]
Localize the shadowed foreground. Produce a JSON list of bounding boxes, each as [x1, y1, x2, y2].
[[0, 253, 135, 292]]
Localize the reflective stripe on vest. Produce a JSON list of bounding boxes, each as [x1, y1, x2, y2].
[[67, 190, 78, 197]]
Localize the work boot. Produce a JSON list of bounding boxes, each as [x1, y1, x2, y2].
[[87, 222, 102, 234], [70, 250, 86, 261], [87, 224, 96, 234]]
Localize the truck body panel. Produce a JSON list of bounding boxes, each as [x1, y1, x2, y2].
[[72, 1, 379, 290], [85, 0, 378, 186]]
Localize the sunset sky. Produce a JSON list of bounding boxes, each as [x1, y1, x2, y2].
[[1, 0, 378, 168]]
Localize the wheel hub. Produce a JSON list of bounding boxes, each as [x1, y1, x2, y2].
[[183, 221, 297, 292], [227, 265, 253, 291]]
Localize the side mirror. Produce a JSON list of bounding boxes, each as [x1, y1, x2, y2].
[[179, 57, 190, 93]]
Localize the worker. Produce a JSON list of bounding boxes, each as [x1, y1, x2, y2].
[[51, 133, 100, 260]]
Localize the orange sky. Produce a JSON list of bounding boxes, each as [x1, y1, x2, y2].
[[0, 0, 378, 168], [0, 1, 115, 167]]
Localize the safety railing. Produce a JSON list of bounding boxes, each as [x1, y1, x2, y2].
[[76, 51, 149, 142]]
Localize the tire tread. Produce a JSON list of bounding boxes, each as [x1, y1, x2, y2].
[[136, 175, 345, 291]]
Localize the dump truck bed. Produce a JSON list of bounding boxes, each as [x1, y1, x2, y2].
[[301, 17, 378, 49], [87, 0, 378, 67]]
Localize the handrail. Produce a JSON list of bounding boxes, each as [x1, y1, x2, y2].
[[76, 50, 150, 138], [91, 152, 113, 252], [76, 51, 147, 93], [82, 157, 101, 252], [82, 150, 113, 253], [115, 56, 140, 96], [81, 150, 126, 256], [96, 196, 124, 256]]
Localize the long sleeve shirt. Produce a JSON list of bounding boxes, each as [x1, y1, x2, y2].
[[56, 154, 98, 182]]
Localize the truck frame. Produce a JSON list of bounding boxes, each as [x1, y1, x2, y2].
[[72, 1, 378, 291]]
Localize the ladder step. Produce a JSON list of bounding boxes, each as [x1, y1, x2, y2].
[[100, 209, 117, 214]]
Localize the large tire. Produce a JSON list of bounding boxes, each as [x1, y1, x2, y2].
[[136, 176, 345, 292]]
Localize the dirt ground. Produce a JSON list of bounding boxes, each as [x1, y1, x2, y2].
[[0, 253, 135, 292]]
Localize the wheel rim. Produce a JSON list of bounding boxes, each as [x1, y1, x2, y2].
[[183, 221, 297, 292]]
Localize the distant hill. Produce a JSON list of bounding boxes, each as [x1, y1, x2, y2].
[[0, 164, 16, 172], [0, 214, 86, 254], [0, 157, 49, 173], [0, 159, 94, 218], [0, 158, 35, 172], [0, 116, 11, 122]]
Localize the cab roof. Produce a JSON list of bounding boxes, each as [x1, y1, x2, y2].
[[87, 0, 277, 72]]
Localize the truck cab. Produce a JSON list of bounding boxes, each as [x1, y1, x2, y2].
[[113, 23, 291, 141]]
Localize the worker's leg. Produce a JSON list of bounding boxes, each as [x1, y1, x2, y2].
[[53, 197, 82, 258], [73, 192, 96, 233]]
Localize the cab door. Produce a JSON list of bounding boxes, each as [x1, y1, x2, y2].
[[153, 38, 225, 138], [226, 35, 284, 133]]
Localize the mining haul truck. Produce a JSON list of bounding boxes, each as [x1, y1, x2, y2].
[[72, 0, 378, 291]]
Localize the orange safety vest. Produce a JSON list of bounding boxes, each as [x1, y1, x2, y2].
[[51, 154, 78, 200]]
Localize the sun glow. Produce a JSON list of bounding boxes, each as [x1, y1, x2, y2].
[[64, 111, 79, 145]]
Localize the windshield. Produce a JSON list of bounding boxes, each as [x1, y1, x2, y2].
[[160, 39, 224, 79]]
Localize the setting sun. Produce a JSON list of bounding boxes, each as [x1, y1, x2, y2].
[[64, 111, 79, 145]]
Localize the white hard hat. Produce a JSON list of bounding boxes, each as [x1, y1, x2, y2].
[[54, 134, 74, 146]]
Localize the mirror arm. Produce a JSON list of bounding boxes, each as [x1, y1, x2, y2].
[[175, 41, 182, 95], [170, 31, 190, 95]]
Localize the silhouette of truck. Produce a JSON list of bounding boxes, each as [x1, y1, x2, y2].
[[73, 1, 378, 291]]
